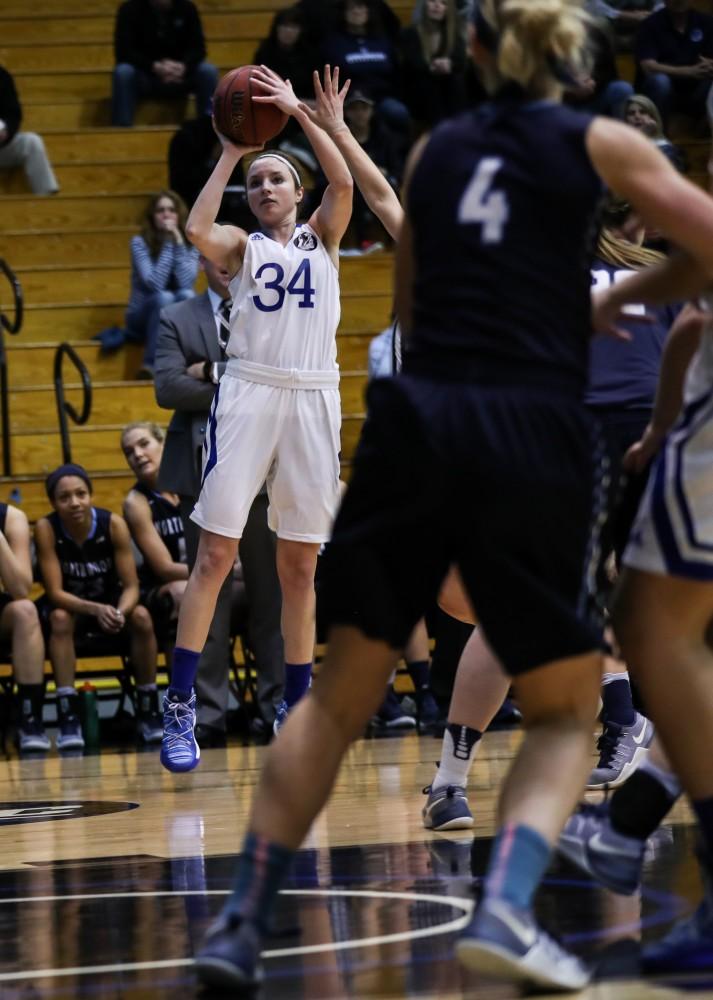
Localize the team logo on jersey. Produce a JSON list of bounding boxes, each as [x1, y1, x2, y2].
[[0, 801, 139, 826], [294, 231, 317, 251]]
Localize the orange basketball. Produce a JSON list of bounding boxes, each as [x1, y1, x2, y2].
[[212, 65, 289, 146]]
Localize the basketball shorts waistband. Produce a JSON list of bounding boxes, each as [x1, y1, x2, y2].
[[225, 358, 340, 389]]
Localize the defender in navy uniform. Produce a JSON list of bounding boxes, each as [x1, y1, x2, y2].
[[121, 422, 187, 652], [35, 464, 162, 751], [194, 1, 713, 993]]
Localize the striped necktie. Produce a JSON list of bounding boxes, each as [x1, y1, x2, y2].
[[218, 298, 232, 354]]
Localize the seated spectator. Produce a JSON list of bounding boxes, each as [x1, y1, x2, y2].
[[121, 421, 187, 661], [0, 65, 58, 195], [398, 0, 468, 132], [126, 190, 198, 380], [635, 0, 713, 127], [585, 0, 658, 50], [624, 92, 686, 168], [254, 7, 320, 108], [34, 464, 163, 752], [342, 89, 403, 249], [565, 15, 634, 116], [0, 503, 50, 753], [111, 0, 219, 127], [322, 0, 411, 143]]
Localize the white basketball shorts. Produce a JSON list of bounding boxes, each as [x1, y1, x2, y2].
[[623, 390, 713, 581], [191, 360, 342, 543]]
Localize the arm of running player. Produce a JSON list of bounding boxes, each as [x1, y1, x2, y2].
[[34, 517, 114, 623], [252, 66, 353, 251], [587, 119, 713, 311], [0, 506, 33, 598], [184, 129, 261, 272], [624, 302, 706, 472], [299, 66, 403, 241], [394, 135, 430, 337], [110, 514, 140, 620], [123, 491, 188, 584]]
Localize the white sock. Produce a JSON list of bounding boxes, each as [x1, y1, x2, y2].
[[432, 723, 482, 791]]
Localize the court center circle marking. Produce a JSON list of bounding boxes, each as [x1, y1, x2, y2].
[[0, 888, 473, 983]]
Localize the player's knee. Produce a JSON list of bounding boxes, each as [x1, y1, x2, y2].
[[129, 605, 154, 634], [6, 599, 40, 633], [194, 541, 234, 581], [277, 556, 316, 596], [49, 608, 73, 636]]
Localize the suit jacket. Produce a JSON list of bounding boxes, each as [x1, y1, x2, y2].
[[154, 291, 226, 498]]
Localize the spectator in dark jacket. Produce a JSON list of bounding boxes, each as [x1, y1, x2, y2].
[[254, 7, 320, 102], [111, 0, 219, 127], [398, 0, 468, 132], [0, 65, 58, 194], [635, 0, 713, 125], [564, 16, 633, 117]]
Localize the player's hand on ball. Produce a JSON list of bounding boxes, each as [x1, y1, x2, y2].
[[251, 66, 300, 116], [211, 116, 263, 156]]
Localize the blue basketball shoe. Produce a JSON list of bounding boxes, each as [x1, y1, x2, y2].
[[160, 690, 200, 772], [642, 849, 713, 973], [422, 784, 474, 831], [194, 912, 264, 989], [557, 801, 645, 895], [457, 897, 590, 991]]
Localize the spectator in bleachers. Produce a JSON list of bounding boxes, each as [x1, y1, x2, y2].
[[111, 0, 219, 128], [565, 15, 634, 117], [398, 0, 468, 132], [321, 0, 411, 142], [121, 422, 186, 662], [635, 0, 713, 126], [154, 258, 285, 741], [0, 65, 58, 195], [585, 1, 658, 50], [34, 464, 163, 752], [624, 92, 686, 168], [126, 190, 199, 380], [254, 7, 321, 106], [0, 503, 51, 753], [341, 89, 403, 250]]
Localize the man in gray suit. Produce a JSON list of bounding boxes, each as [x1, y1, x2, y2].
[[154, 255, 284, 742]]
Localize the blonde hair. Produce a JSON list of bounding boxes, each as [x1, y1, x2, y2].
[[597, 195, 665, 270], [479, 0, 589, 96], [120, 421, 165, 452]]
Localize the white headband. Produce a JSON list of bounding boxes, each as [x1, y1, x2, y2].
[[249, 153, 302, 188]]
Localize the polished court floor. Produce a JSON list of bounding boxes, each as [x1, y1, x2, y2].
[[0, 727, 710, 998]]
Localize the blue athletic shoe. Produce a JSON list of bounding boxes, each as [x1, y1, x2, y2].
[[642, 851, 713, 974], [273, 698, 289, 736], [422, 784, 474, 831], [160, 690, 200, 773], [194, 912, 264, 989], [457, 897, 590, 991], [557, 801, 645, 895]]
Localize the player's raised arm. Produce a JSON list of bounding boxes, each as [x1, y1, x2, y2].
[[252, 65, 353, 253], [185, 127, 261, 272], [300, 66, 404, 241]]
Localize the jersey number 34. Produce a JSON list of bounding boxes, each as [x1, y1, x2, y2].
[[253, 259, 316, 312], [457, 157, 509, 245]]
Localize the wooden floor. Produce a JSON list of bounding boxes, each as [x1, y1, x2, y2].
[[0, 726, 708, 998]]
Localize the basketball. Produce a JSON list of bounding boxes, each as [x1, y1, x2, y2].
[[212, 65, 289, 146]]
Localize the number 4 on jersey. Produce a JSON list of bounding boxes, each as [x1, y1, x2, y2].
[[458, 157, 509, 245]]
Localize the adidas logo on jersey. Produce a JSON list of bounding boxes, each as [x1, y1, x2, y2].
[[251, 233, 264, 241]]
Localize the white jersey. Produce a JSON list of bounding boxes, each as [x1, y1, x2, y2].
[[684, 308, 713, 405], [226, 223, 340, 372]]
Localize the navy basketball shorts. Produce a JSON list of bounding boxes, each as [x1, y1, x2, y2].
[[319, 375, 605, 676]]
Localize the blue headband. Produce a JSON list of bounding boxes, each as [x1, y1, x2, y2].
[[45, 463, 92, 500]]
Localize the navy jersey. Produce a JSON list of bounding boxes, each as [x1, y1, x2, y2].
[[47, 507, 121, 603], [585, 258, 681, 410], [132, 482, 185, 590], [404, 97, 603, 393]]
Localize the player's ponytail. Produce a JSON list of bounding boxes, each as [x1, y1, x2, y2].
[[477, 0, 589, 95]]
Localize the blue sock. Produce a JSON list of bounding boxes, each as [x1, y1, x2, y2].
[[407, 659, 430, 691], [225, 831, 295, 932], [693, 796, 713, 861], [169, 646, 201, 698], [601, 677, 636, 727], [484, 823, 551, 911], [283, 662, 311, 708]]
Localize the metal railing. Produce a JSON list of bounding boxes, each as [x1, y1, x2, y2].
[[0, 259, 23, 476], [54, 343, 92, 464]]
